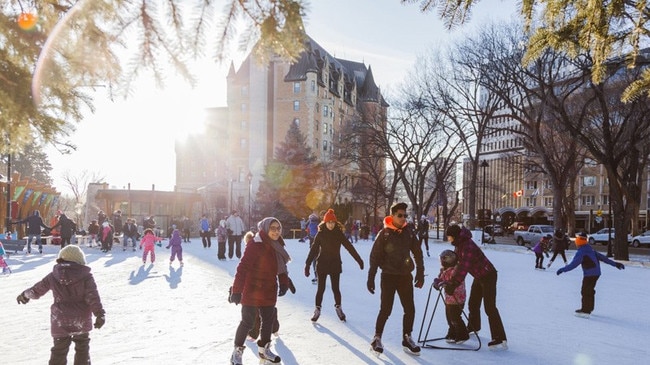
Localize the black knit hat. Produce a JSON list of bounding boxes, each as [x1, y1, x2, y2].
[[445, 224, 461, 239]]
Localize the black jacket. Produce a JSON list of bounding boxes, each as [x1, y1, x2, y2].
[[369, 219, 424, 278], [51, 214, 77, 238], [306, 223, 363, 275], [17, 214, 50, 235]]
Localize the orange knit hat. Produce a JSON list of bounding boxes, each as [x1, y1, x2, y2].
[[323, 209, 337, 223], [575, 232, 588, 246]]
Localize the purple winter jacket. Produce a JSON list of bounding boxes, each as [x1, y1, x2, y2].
[[24, 261, 105, 337]]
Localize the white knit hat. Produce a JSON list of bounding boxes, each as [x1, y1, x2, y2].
[[58, 245, 86, 265]]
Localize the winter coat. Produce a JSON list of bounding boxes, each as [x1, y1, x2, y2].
[[112, 214, 123, 231], [226, 215, 245, 235], [215, 225, 228, 242], [87, 222, 100, 235], [368, 216, 424, 278], [561, 244, 619, 277], [51, 214, 77, 238], [199, 218, 210, 232], [23, 261, 105, 337], [552, 234, 569, 252], [533, 239, 550, 254], [140, 234, 163, 250], [16, 213, 50, 235], [122, 222, 138, 238], [307, 214, 319, 238], [166, 230, 182, 248], [439, 267, 466, 305], [143, 217, 156, 230], [449, 228, 497, 287], [232, 232, 286, 307], [418, 219, 429, 239], [306, 223, 363, 275]]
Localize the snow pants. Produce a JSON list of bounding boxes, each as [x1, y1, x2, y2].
[[234, 305, 276, 347], [142, 246, 156, 263], [217, 240, 226, 260], [49, 332, 90, 365], [445, 303, 469, 340], [169, 245, 183, 262], [580, 275, 600, 313], [467, 270, 507, 341], [374, 273, 415, 336]]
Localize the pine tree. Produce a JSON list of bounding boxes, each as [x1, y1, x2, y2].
[[256, 122, 323, 225]]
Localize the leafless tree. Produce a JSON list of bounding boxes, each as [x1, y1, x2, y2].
[[61, 169, 105, 227]]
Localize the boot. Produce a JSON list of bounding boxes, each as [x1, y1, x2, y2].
[[402, 334, 421, 356], [547, 260, 553, 268], [258, 342, 281, 363], [335, 305, 346, 322], [311, 306, 321, 322], [230, 345, 244, 365], [370, 335, 383, 354]]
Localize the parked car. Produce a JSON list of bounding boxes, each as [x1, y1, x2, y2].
[[484, 224, 504, 236], [630, 231, 650, 248], [506, 222, 528, 235], [514, 225, 555, 246], [587, 228, 632, 245]]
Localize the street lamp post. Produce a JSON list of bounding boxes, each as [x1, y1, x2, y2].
[[480, 160, 489, 245], [247, 172, 253, 228]]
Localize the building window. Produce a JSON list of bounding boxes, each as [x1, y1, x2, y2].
[[323, 140, 328, 151], [315, 120, 319, 131], [293, 100, 300, 111], [543, 180, 553, 189], [311, 80, 316, 92], [240, 120, 247, 129], [602, 195, 609, 205], [293, 118, 300, 126], [582, 176, 596, 186], [526, 197, 536, 207], [525, 181, 537, 190], [293, 82, 301, 94], [323, 122, 328, 134], [582, 195, 595, 206], [241, 103, 247, 112], [316, 103, 320, 113], [323, 105, 328, 118], [544, 197, 554, 207], [584, 158, 598, 167]]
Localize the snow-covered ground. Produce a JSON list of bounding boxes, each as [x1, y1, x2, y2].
[[3, 236, 649, 364]]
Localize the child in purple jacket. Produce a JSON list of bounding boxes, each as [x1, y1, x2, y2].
[[166, 228, 184, 265], [17, 245, 105, 364]]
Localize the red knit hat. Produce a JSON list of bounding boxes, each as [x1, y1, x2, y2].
[[323, 209, 337, 223]]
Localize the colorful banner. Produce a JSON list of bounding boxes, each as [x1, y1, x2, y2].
[[31, 191, 42, 206], [12, 185, 25, 201], [22, 188, 33, 204], [44, 194, 54, 207], [39, 193, 48, 207]]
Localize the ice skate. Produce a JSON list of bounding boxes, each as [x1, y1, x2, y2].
[[402, 334, 421, 356], [370, 335, 383, 356], [546, 260, 553, 268], [230, 345, 245, 365], [335, 305, 346, 322], [488, 339, 508, 350], [311, 277, 318, 284], [574, 309, 590, 318], [258, 342, 280, 364], [311, 306, 321, 322]]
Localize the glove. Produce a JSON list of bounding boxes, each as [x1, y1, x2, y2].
[[444, 283, 456, 295], [288, 278, 296, 294], [304, 265, 310, 277], [433, 278, 444, 291], [16, 292, 29, 304], [367, 276, 375, 294], [414, 271, 425, 288], [94, 316, 105, 329], [278, 282, 288, 296], [357, 258, 364, 270], [556, 268, 565, 276], [615, 262, 625, 270], [228, 286, 241, 305]]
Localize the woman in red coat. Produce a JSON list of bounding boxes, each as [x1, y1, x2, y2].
[[229, 217, 293, 365]]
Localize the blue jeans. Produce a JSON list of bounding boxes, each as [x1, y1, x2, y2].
[[124, 235, 138, 248], [27, 234, 42, 253]]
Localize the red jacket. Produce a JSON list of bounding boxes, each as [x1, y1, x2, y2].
[[232, 232, 287, 307]]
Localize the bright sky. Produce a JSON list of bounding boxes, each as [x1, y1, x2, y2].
[[46, 0, 518, 195]]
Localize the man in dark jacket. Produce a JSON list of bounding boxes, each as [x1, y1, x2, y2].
[[14, 210, 50, 254], [17, 245, 105, 364], [50, 213, 77, 248], [122, 218, 139, 251], [445, 224, 508, 350], [367, 202, 424, 356]]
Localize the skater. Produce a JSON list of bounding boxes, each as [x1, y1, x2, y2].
[[87, 219, 100, 247], [0, 241, 11, 275], [182, 216, 191, 242], [548, 228, 569, 268], [13, 209, 50, 254], [306, 212, 320, 284], [199, 214, 212, 248], [16, 245, 105, 364], [433, 249, 469, 344], [140, 228, 164, 264], [98, 221, 114, 252], [533, 234, 552, 269], [556, 232, 624, 318], [367, 202, 425, 356], [215, 219, 228, 260], [445, 224, 508, 350], [166, 228, 184, 265], [122, 218, 139, 251], [228, 217, 294, 365], [304, 209, 364, 322], [50, 213, 77, 248], [418, 215, 430, 257], [226, 210, 246, 259]]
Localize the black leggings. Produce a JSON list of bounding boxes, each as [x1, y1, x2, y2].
[[467, 270, 507, 341], [315, 272, 341, 307]]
